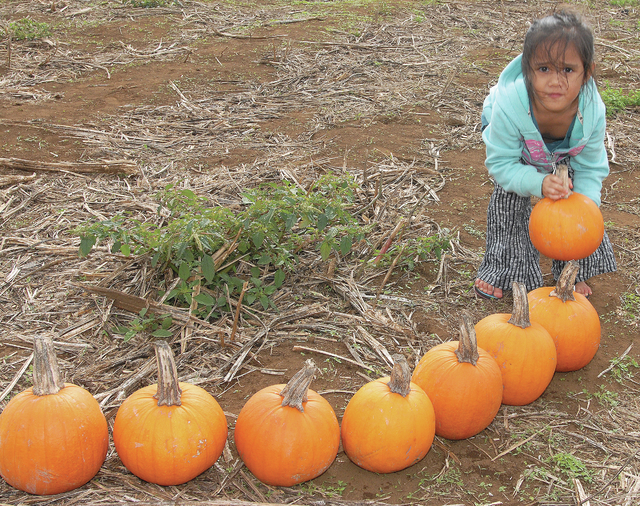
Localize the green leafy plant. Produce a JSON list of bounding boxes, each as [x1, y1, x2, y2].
[[239, 175, 366, 264], [608, 354, 639, 383], [548, 453, 593, 483], [298, 479, 347, 498], [592, 385, 619, 408], [618, 292, 640, 326], [8, 18, 52, 40], [374, 233, 451, 271], [600, 84, 640, 117], [112, 309, 173, 342], [76, 174, 368, 321]]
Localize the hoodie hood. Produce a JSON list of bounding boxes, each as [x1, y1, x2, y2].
[[492, 54, 531, 126]]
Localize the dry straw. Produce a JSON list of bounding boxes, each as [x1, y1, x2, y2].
[[1, 0, 639, 505]]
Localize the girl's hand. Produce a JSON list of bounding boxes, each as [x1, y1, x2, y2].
[[542, 174, 573, 200]]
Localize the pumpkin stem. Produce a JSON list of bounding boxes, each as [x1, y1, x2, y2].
[[549, 260, 579, 303], [153, 341, 182, 406], [387, 354, 411, 397], [454, 314, 480, 366], [507, 282, 532, 329], [556, 163, 572, 199], [280, 359, 316, 413], [32, 335, 65, 396]]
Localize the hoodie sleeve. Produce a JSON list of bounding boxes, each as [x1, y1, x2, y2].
[[482, 101, 547, 199], [569, 96, 609, 207]]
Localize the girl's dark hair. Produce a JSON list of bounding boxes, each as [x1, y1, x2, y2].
[[521, 10, 595, 98]]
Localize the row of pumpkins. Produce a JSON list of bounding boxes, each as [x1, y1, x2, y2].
[[0, 260, 600, 496]]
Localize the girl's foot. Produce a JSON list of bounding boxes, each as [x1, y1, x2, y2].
[[474, 279, 503, 299], [575, 281, 592, 298]]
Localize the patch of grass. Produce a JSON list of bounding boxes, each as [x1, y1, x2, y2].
[[125, 0, 176, 7], [599, 84, 640, 117], [609, 0, 638, 6], [8, 18, 52, 40]]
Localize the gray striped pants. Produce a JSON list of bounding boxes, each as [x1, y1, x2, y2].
[[476, 180, 617, 292]]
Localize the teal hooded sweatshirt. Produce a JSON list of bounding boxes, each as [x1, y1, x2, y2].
[[481, 54, 609, 206]]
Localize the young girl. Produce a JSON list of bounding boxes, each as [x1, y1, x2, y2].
[[475, 10, 617, 299]]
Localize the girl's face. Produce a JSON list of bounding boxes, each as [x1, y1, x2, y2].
[[530, 42, 591, 116]]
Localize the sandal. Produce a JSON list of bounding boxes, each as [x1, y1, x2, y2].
[[474, 285, 501, 300]]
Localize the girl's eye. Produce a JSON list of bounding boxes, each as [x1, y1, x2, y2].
[[538, 66, 549, 72], [564, 67, 574, 73]]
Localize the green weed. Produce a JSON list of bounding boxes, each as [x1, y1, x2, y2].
[[599, 84, 640, 117], [592, 385, 619, 408], [618, 292, 640, 325], [298, 480, 347, 498], [433, 466, 464, 488], [125, 0, 175, 7], [608, 354, 639, 383], [375, 233, 451, 271], [548, 453, 593, 483], [112, 309, 173, 342], [8, 18, 52, 40]]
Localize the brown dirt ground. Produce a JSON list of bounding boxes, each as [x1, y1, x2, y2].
[[1, 1, 639, 505]]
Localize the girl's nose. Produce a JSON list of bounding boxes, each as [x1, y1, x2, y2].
[[549, 71, 564, 87]]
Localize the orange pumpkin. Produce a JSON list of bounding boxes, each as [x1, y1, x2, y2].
[[0, 336, 108, 495], [233, 360, 340, 486], [412, 314, 503, 440], [529, 164, 604, 261], [475, 282, 557, 406], [112, 341, 228, 486], [528, 260, 601, 372], [341, 354, 435, 473]]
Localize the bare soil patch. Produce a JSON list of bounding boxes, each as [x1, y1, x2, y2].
[[1, 1, 640, 505]]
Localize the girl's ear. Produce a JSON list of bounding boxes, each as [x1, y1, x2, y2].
[[585, 62, 596, 81]]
